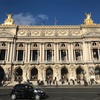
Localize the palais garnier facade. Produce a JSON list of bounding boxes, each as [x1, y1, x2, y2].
[[0, 13, 100, 84]]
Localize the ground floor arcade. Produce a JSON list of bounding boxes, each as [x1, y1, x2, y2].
[[0, 64, 100, 84]]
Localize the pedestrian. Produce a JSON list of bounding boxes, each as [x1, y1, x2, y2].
[[56, 81, 58, 87]]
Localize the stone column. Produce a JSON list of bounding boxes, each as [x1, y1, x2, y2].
[[9, 43, 13, 62], [70, 43, 74, 61], [56, 43, 59, 62], [82, 41, 86, 61], [12, 40, 16, 62], [88, 42, 91, 61], [7, 42, 10, 62], [27, 43, 30, 62], [40, 43, 42, 62], [25, 43, 28, 63], [52, 50, 54, 62], [42, 43, 44, 62], [68, 43, 71, 61], [54, 43, 56, 62], [66, 50, 68, 61]]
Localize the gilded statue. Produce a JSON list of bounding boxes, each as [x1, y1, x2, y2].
[[3, 14, 14, 25], [84, 12, 94, 25], [85, 13, 91, 20]]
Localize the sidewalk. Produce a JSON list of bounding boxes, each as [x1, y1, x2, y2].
[[0, 84, 100, 89]]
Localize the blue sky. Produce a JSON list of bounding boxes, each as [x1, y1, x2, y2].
[[0, 0, 100, 25]]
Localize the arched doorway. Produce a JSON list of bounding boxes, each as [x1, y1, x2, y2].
[[14, 67, 23, 81], [61, 67, 68, 81], [46, 67, 53, 82], [0, 67, 5, 85], [76, 67, 84, 80], [30, 67, 38, 81], [95, 66, 100, 80]]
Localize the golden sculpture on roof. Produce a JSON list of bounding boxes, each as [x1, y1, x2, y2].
[[3, 14, 14, 25], [84, 13, 95, 25]]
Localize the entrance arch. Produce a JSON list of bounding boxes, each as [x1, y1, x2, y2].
[[15, 67, 23, 81], [61, 67, 68, 81], [76, 67, 84, 80], [46, 67, 53, 81], [30, 67, 38, 81], [95, 66, 100, 80], [0, 67, 5, 83]]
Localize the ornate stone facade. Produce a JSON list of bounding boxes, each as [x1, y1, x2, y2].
[[0, 14, 100, 85]]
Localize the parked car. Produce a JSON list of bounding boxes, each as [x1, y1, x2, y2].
[[10, 83, 48, 100]]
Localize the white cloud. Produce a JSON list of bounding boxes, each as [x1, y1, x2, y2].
[[38, 14, 48, 20], [13, 13, 48, 25]]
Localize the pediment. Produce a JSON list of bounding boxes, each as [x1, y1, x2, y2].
[[0, 31, 13, 37]]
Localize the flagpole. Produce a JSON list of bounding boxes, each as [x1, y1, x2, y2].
[[55, 17, 56, 25], [42, 18, 44, 25]]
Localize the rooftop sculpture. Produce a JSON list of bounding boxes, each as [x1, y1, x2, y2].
[[3, 14, 14, 25]]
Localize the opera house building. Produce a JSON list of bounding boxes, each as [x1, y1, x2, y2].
[[0, 13, 100, 85]]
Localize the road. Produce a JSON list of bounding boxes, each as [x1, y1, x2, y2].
[[0, 86, 100, 100]]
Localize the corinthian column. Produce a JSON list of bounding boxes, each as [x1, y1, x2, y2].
[[54, 43, 56, 62], [40, 43, 42, 62], [7, 42, 10, 62], [42, 43, 44, 62], [27, 43, 30, 62], [56, 43, 59, 62]]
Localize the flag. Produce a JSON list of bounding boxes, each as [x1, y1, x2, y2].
[[41, 19, 44, 25], [55, 17, 59, 25]]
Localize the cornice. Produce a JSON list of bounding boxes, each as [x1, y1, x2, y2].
[[81, 24, 100, 28], [18, 25, 81, 29], [0, 24, 18, 28]]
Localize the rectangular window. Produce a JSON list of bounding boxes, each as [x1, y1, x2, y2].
[[18, 50, 23, 61], [93, 49, 99, 60], [0, 49, 6, 60], [61, 50, 66, 61], [74, 50, 82, 61], [47, 50, 52, 61], [32, 50, 38, 61]]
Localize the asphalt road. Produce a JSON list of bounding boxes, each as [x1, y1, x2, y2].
[[0, 86, 100, 100]]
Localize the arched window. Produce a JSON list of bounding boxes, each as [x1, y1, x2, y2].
[[30, 67, 38, 81]]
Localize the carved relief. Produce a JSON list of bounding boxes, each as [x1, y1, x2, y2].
[[31, 31, 40, 36], [18, 30, 25, 35], [68, 30, 81, 36], [58, 30, 67, 36], [0, 32, 13, 37], [45, 31, 54, 36], [26, 30, 31, 37], [41, 30, 45, 37], [85, 32, 100, 36]]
